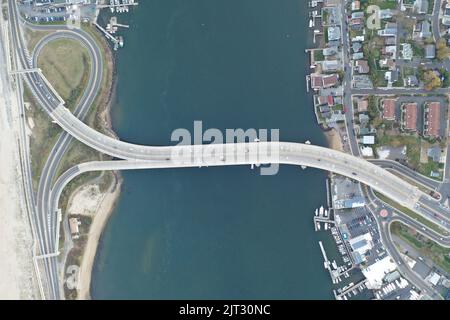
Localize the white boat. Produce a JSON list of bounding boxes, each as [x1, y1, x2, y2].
[[324, 223, 328, 231], [309, 19, 313, 28], [324, 209, 328, 217], [316, 222, 321, 230], [319, 206, 324, 216], [305, 140, 311, 144], [332, 260, 338, 270], [315, 208, 318, 216]]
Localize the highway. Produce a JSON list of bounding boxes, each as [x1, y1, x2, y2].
[[7, 0, 450, 300], [7, 0, 108, 299], [339, 0, 447, 299], [7, 0, 63, 299], [32, 30, 104, 299], [364, 186, 444, 299], [369, 159, 441, 191]]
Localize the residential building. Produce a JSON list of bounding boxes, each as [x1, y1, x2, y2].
[[362, 135, 375, 145], [424, 102, 441, 138], [401, 43, 413, 60], [443, 2, 450, 25], [357, 98, 368, 112], [323, 46, 339, 56], [352, 42, 362, 53], [402, 103, 418, 131], [379, 9, 394, 19], [379, 59, 396, 70], [355, 60, 370, 74], [322, 60, 340, 72], [404, 75, 419, 87], [353, 52, 364, 60], [378, 23, 398, 36], [425, 44, 436, 59], [414, 0, 429, 14], [414, 20, 432, 39], [352, 0, 361, 11], [69, 217, 81, 239], [382, 99, 396, 120], [352, 11, 365, 19], [385, 70, 399, 85], [328, 26, 341, 41], [311, 73, 339, 90], [427, 146, 445, 163], [361, 146, 374, 157]]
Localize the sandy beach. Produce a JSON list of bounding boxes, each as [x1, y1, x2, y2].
[[324, 128, 344, 152], [0, 99, 36, 299], [0, 52, 37, 299], [57, 25, 118, 300], [72, 176, 122, 299]]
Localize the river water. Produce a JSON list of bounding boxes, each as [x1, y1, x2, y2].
[[91, 0, 335, 299]]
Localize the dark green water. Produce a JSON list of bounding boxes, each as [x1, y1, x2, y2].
[[91, 0, 335, 299]]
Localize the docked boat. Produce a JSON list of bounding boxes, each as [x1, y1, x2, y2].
[[324, 209, 328, 217], [309, 19, 314, 28], [315, 208, 318, 216], [316, 222, 321, 230], [324, 223, 328, 231], [319, 206, 324, 216], [332, 260, 338, 270]]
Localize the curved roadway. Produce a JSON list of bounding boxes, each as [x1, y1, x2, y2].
[[9, 0, 450, 300]]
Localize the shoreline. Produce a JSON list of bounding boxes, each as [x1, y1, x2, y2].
[[77, 173, 122, 299], [62, 24, 121, 300], [323, 128, 344, 152], [70, 4, 341, 299]]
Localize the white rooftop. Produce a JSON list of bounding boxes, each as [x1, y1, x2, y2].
[[362, 256, 397, 289]]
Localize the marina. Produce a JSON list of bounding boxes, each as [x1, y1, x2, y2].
[[313, 176, 376, 300], [99, 0, 139, 13], [95, 1, 139, 50]]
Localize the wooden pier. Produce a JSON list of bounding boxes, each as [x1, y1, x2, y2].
[[334, 280, 367, 300]]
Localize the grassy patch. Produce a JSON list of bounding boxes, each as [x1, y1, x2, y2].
[[418, 160, 442, 180], [37, 38, 91, 108], [391, 221, 450, 274], [24, 87, 62, 189], [374, 191, 449, 236], [24, 28, 53, 52], [388, 170, 435, 194], [314, 50, 325, 62], [428, 0, 435, 15], [366, 0, 398, 10], [376, 134, 421, 168]]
